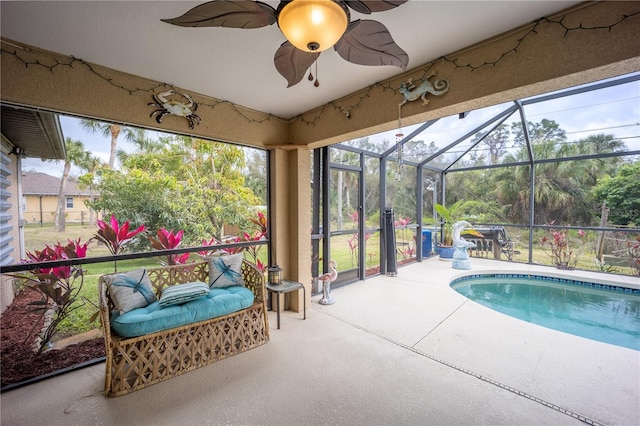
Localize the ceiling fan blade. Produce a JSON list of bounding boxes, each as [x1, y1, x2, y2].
[[274, 42, 321, 87], [162, 0, 276, 28], [334, 20, 408, 69], [345, 0, 408, 15]]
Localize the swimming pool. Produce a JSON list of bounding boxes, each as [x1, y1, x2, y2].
[[451, 273, 640, 351]]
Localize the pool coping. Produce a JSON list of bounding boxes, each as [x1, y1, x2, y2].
[[450, 270, 640, 294], [450, 267, 640, 291]]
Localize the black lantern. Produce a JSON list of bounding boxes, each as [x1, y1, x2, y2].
[[268, 265, 282, 285]]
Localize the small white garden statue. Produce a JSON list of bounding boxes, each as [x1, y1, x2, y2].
[[452, 221, 475, 270]]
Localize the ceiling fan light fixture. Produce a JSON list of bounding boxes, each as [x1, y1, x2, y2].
[[278, 0, 349, 52]]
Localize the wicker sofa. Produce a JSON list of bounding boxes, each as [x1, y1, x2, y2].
[[98, 260, 269, 397]]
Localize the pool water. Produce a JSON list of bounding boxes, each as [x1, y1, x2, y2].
[[451, 274, 640, 351]]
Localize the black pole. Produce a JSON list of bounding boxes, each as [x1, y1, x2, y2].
[[383, 207, 397, 276]]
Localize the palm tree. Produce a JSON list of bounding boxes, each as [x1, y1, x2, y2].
[[493, 129, 626, 225], [81, 154, 105, 224], [80, 119, 138, 169], [54, 138, 91, 232], [115, 127, 157, 164]]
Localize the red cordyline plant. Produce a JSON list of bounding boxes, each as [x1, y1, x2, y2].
[[16, 238, 89, 354], [347, 234, 358, 267], [149, 228, 191, 265], [350, 211, 359, 225], [613, 235, 640, 276], [628, 236, 640, 276], [394, 215, 412, 254], [222, 236, 246, 254], [198, 236, 244, 257], [250, 211, 268, 235], [93, 215, 145, 271], [198, 237, 221, 258], [346, 232, 372, 267], [404, 246, 416, 259], [247, 211, 268, 272], [94, 215, 145, 255], [243, 231, 267, 272], [539, 224, 588, 269], [254, 258, 266, 273], [394, 216, 411, 227], [197, 212, 269, 272]]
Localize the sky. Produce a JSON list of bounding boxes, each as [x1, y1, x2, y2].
[[358, 71, 640, 155], [21, 117, 164, 178], [21, 71, 639, 178]]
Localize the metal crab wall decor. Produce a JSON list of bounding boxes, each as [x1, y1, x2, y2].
[[398, 72, 450, 107], [148, 89, 201, 129]]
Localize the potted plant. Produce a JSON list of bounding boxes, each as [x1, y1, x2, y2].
[[435, 201, 482, 259]]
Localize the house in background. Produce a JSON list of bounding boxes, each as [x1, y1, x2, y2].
[[21, 172, 100, 226]]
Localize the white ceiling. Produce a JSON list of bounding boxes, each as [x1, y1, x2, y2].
[[1, 1, 581, 118]]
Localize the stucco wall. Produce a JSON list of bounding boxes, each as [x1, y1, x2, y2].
[[24, 194, 98, 224]]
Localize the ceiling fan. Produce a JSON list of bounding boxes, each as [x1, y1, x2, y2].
[[162, 0, 409, 87]]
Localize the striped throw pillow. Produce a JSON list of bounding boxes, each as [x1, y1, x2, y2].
[[158, 281, 210, 308]]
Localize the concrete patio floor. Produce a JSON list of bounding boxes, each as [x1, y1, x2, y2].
[[1, 258, 639, 425]]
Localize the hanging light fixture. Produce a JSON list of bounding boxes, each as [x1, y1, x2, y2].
[[163, 0, 409, 88], [277, 0, 350, 52]]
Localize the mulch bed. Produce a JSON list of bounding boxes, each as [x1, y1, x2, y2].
[[1, 288, 105, 388]]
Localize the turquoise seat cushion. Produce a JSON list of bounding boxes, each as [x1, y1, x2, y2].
[[111, 285, 255, 338]]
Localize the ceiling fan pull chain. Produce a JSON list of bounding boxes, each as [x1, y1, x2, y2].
[[308, 52, 315, 82], [314, 60, 320, 87]]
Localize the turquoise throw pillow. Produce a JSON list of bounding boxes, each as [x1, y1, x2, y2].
[[158, 281, 209, 308]]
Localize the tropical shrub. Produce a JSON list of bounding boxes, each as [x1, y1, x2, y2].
[[539, 226, 588, 269], [16, 239, 89, 354], [92, 215, 146, 272], [149, 228, 191, 265]]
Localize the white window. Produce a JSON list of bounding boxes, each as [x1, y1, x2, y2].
[[66, 196, 74, 208]]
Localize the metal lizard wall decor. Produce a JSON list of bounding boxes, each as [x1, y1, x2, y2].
[[398, 72, 450, 106]]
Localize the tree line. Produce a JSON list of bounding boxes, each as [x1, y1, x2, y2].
[[52, 116, 636, 247], [50, 119, 267, 249], [336, 118, 637, 228]]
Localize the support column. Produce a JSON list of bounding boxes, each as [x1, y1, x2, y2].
[[270, 148, 311, 313]]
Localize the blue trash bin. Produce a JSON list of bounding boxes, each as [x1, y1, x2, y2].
[[422, 229, 432, 257]]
